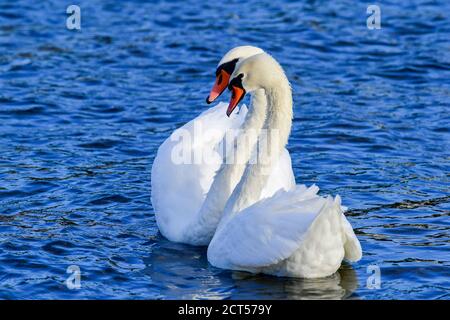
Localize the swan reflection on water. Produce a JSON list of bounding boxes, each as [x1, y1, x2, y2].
[[144, 236, 358, 300]]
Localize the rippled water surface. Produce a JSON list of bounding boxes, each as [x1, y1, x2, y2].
[[0, 0, 449, 299]]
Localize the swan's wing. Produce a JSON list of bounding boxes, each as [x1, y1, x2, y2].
[[208, 185, 361, 270], [151, 102, 247, 242], [208, 185, 322, 267]]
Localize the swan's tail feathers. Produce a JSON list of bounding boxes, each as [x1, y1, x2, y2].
[[335, 196, 362, 262], [341, 216, 362, 262]]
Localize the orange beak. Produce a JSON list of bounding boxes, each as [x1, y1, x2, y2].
[[206, 69, 230, 104], [227, 85, 246, 117]]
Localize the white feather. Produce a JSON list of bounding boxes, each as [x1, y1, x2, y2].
[[151, 102, 295, 244]]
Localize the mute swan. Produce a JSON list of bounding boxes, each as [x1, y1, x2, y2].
[[207, 53, 362, 278], [151, 46, 296, 245]]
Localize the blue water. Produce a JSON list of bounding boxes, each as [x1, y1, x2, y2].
[[0, 0, 449, 299]]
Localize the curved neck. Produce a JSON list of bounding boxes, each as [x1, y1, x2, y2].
[[224, 81, 293, 216], [184, 89, 267, 244]]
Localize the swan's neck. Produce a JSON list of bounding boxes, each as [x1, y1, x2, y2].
[[184, 89, 267, 244], [224, 82, 293, 216]]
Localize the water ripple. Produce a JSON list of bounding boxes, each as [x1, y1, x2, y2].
[[0, 0, 449, 299]]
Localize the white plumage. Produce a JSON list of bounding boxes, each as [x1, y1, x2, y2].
[[205, 53, 362, 278], [208, 185, 361, 278], [151, 102, 295, 245], [151, 48, 362, 278]]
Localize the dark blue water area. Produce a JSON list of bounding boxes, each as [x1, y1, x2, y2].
[[0, 0, 449, 299]]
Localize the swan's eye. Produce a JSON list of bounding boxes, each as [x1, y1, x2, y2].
[[220, 58, 239, 75], [228, 73, 245, 90]]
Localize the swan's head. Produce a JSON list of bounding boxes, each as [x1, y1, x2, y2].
[[206, 46, 264, 104], [226, 53, 288, 116]]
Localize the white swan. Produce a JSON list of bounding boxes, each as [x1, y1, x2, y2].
[[151, 46, 296, 245], [207, 53, 362, 278]]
